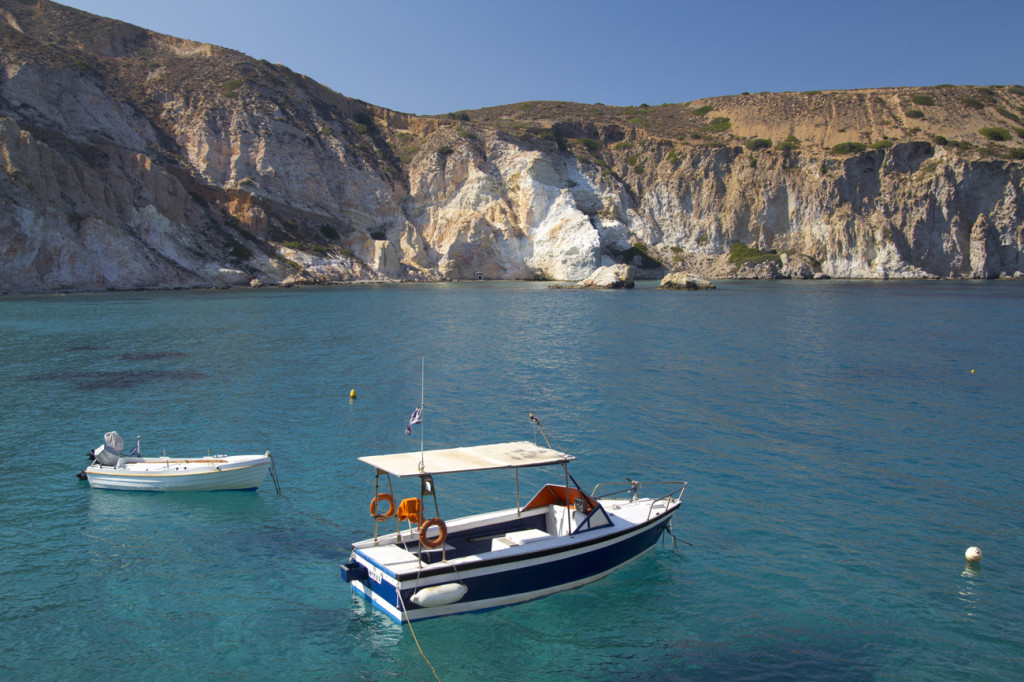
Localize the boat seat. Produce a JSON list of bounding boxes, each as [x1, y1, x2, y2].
[[490, 528, 551, 551], [358, 544, 418, 568]]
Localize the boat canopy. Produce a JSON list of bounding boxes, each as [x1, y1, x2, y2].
[[358, 441, 575, 478]]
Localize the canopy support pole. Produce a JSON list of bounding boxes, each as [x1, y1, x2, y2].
[[515, 468, 521, 517], [563, 462, 571, 536]]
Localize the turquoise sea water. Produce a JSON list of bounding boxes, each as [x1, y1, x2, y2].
[[2, 280, 1023, 680]]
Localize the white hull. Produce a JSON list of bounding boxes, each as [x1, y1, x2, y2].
[[350, 525, 663, 623], [342, 440, 687, 623], [344, 492, 682, 622], [84, 454, 271, 491]]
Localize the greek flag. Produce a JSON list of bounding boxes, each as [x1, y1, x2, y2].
[[405, 404, 423, 435]]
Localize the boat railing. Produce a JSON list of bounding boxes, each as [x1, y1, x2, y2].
[[643, 482, 688, 520], [591, 479, 641, 500], [591, 480, 688, 518]]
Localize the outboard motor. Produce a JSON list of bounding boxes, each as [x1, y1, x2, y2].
[[104, 431, 125, 452], [91, 431, 124, 467]]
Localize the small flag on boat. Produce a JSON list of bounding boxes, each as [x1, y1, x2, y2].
[[130, 444, 139, 456], [405, 404, 423, 435]]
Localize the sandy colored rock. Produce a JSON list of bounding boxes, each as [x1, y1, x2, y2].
[[658, 273, 715, 290]]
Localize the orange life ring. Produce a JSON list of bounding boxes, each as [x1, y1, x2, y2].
[[370, 493, 395, 520], [419, 517, 447, 549]]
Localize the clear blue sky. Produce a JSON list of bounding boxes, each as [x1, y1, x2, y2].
[[62, 0, 1024, 115]]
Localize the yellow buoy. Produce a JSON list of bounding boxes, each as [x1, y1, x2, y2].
[[350, 389, 357, 399], [971, 369, 975, 374]]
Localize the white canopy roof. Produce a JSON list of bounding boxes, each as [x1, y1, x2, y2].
[[358, 441, 575, 478]]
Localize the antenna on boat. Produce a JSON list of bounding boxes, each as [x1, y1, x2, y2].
[[529, 412, 552, 449]]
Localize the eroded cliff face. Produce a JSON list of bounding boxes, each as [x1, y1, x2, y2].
[[397, 127, 1024, 281], [626, 140, 1024, 279], [1, 0, 1023, 293]]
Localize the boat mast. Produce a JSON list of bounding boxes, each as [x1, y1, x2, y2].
[[418, 356, 425, 472]]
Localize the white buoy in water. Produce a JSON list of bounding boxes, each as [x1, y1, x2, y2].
[[965, 546, 982, 563]]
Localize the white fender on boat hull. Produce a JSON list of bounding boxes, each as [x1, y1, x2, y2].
[[410, 583, 468, 608]]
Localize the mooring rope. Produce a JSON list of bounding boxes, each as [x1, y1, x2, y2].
[[267, 451, 283, 496], [398, 593, 440, 681]]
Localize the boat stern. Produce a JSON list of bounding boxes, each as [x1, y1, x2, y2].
[[342, 551, 406, 623]]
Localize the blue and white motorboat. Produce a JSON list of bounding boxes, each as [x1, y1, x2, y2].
[[341, 427, 686, 623]]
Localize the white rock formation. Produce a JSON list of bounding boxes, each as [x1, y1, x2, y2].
[[578, 264, 634, 288]]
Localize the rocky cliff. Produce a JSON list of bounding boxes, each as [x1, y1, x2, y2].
[[2, 0, 1023, 293]]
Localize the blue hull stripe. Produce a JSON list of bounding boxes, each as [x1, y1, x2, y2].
[[402, 513, 671, 611], [350, 503, 681, 621]]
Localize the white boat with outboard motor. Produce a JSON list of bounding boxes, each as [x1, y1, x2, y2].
[[78, 431, 277, 492], [341, 415, 687, 623]]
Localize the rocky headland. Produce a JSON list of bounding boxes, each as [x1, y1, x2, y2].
[[2, 0, 1024, 293]]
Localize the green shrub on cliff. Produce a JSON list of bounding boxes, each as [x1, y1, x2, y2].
[[612, 243, 661, 269], [706, 117, 731, 132], [832, 142, 866, 154], [728, 242, 781, 266], [744, 138, 772, 150], [221, 79, 242, 97], [574, 137, 604, 153], [980, 127, 1012, 141], [776, 134, 801, 151], [912, 94, 936, 106], [906, 109, 925, 119], [997, 108, 1021, 124]]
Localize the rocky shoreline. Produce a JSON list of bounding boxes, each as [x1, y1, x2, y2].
[[7, 265, 1024, 298]]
